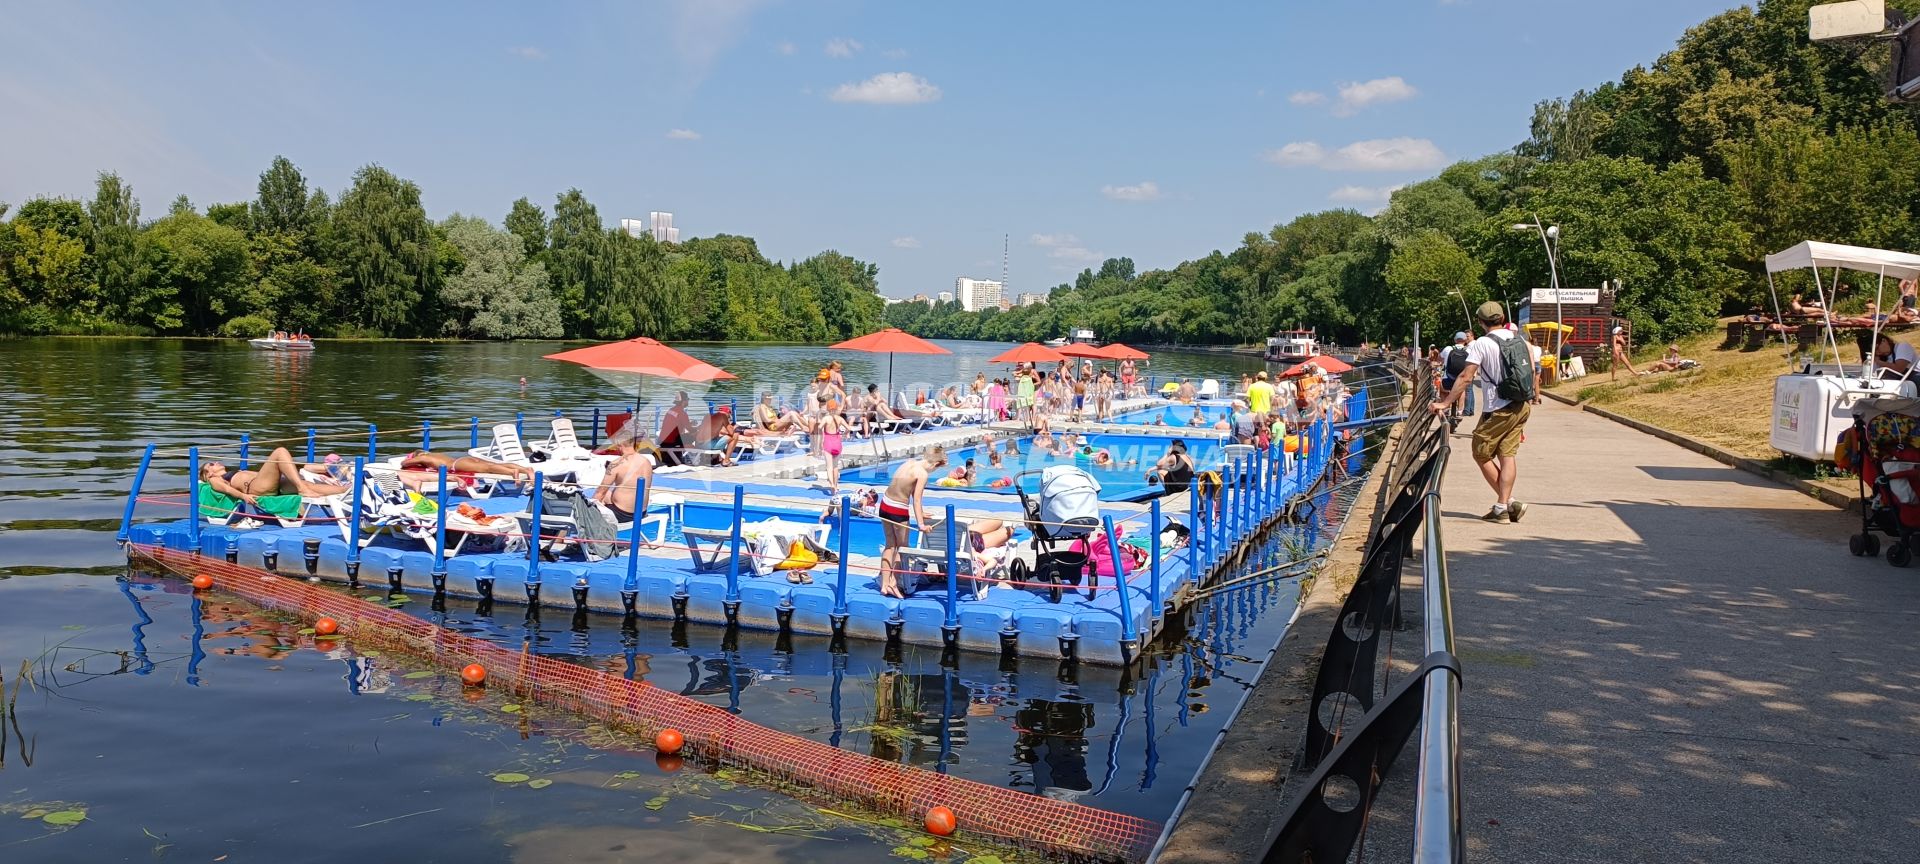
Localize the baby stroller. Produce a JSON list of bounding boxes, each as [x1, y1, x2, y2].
[[1009, 465, 1103, 602], [1841, 397, 1920, 566]]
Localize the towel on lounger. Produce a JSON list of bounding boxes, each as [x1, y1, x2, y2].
[[199, 489, 303, 520]]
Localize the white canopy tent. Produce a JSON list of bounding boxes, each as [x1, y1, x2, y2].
[[1764, 241, 1920, 281], [1763, 241, 1920, 380]]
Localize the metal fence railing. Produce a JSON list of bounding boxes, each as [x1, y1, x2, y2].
[[1260, 358, 1464, 863]]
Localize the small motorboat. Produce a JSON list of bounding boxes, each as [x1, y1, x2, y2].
[[248, 335, 316, 351]]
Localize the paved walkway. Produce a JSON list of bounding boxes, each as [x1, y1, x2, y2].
[[1440, 398, 1920, 862]]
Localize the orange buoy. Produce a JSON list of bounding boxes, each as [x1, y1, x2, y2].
[[924, 805, 957, 836], [655, 728, 684, 755], [313, 617, 339, 636], [191, 574, 214, 590], [655, 752, 684, 773], [461, 663, 488, 686]]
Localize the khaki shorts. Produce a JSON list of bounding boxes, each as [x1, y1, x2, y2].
[[1472, 402, 1531, 462]]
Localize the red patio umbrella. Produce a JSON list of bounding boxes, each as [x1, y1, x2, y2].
[[989, 342, 1069, 365], [828, 327, 951, 402], [545, 337, 737, 426]]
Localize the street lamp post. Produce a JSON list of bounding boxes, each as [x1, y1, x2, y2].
[[1512, 217, 1564, 358], [1447, 289, 1473, 334]]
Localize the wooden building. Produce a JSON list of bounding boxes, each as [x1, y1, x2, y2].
[[1516, 284, 1618, 363]]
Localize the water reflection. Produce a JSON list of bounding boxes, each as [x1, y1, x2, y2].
[[117, 527, 1318, 821]]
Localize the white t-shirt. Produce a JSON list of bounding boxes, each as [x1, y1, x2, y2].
[[1883, 341, 1919, 371], [1465, 329, 1542, 412]]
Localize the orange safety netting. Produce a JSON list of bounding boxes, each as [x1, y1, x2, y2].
[[129, 543, 1160, 861]]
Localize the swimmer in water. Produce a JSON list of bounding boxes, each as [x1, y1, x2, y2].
[[1005, 438, 1022, 457], [988, 448, 1003, 468]]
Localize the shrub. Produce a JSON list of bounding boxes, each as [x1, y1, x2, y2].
[[217, 315, 275, 338]]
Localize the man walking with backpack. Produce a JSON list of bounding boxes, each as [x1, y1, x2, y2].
[[1431, 302, 1541, 523], [1440, 331, 1475, 429]]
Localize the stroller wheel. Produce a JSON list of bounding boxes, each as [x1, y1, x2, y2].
[[1865, 533, 1881, 557], [1887, 542, 1912, 568], [1850, 534, 1867, 557]]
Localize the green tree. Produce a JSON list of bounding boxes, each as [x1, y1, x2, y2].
[[437, 215, 562, 339], [87, 172, 140, 322], [505, 197, 548, 261], [135, 210, 252, 333], [330, 165, 438, 335], [252, 156, 315, 236]]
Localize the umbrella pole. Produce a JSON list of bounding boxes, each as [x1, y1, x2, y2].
[[878, 352, 894, 460]]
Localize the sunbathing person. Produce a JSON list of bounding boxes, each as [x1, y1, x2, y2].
[[1647, 344, 1686, 374], [592, 436, 655, 526], [693, 408, 743, 465], [399, 451, 537, 481], [200, 447, 349, 505], [754, 392, 809, 434]]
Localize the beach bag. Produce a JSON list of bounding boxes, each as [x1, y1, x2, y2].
[[1038, 465, 1101, 537], [1493, 334, 1537, 403]]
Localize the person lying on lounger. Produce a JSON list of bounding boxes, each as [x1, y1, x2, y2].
[[199, 447, 349, 506], [398, 451, 538, 481]]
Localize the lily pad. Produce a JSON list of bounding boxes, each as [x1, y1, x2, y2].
[[405, 694, 434, 702], [22, 809, 48, 819], [908, 837, 936, 848], [501, 704, 522, 713], [644, 796, 670, 811], [527, 779, 553, 790], [42, 810, 87, 826], [891, 847, 930, 860], [613, 771, 640, 780], [403, 671, 435, 679], [970, 857, 1004, 864], [360, 650, 382, 658], [298, 628, 316, 635], [492, 772, 530, 784], [315, 634, 342, 640]]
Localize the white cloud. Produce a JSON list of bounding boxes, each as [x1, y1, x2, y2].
[[775, 40, 796, 55], [891, 236, 921, 248], [1262, 137, 1445, 172], [1101, 181, 1162, 202], [506, 46, 546, 61], [825, 37, 863, 58], [1030, 233, 1100, 265], [1288, 90, 1326, 106], [829, 72, 942, 105], [1328, 184, 1404, 203], [882, 47, 909, 59], [1263, 141, 1327, 166], [1334, 76, 1417, 116], [666, 128, 701, 140]]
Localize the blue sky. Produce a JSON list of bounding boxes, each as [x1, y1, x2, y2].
[[0, 0, 1741, 299]]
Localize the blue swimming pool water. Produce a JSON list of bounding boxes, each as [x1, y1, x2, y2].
[[837, 433, 1224, 502], [1108, 403, 1235, 427]]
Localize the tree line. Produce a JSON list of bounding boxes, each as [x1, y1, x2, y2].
[[0, 158, 885, 341], [894, 0, 1920, 347]]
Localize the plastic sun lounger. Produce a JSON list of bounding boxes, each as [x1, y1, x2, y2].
[[472, 421, 615, 482], [684, 521, 832, 575], [898, 517, 1010, 600], [302, 471, 447, 555], [1198, 379, 1222, 398]]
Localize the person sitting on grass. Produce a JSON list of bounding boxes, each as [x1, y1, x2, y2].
[[1647, 344, 1688, 374]]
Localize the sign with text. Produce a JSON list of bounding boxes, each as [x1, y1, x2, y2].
[[1530, 288, 1599, 304]]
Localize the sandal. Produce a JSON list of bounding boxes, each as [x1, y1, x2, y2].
[[787, 572, 807, 584]]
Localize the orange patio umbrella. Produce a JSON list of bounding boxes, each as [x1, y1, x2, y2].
[[1099, 342, 1151, 361], [828, 327, 951, 400], [989, 342, 1069, 365], [545, 337, 737, 420], [1057, 343, 1108, 360]]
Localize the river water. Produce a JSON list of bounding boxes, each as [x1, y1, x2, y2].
[[0, 337, 1313, 863]]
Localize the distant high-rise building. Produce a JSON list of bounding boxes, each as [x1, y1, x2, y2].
[[618, 212, 679, 243], [937, 291, 955, 304], [908, 293, 933, 305], [954, 277, 1004, 312], [1017, 292, 1047, 307], [649, 211, 679, 243]]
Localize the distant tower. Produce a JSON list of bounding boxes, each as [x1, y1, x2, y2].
[[1002, 234, 1009, 294]]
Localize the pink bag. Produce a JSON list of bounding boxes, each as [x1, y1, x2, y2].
[[1071, 528, 1132, 581]]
